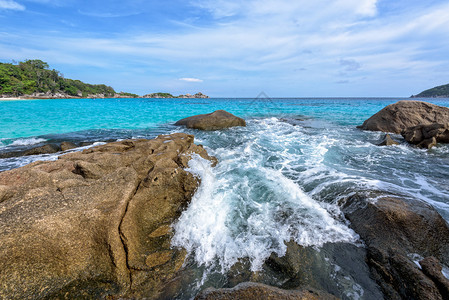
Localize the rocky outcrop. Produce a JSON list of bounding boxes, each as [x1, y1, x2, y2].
[[358, 100, 449, 134], [0, 133, 217, 299], [194, 282, 338, 300], [342, 194, 449, 299], [377, 134, 400, 146], [402, 123, 449, 149], [178, 92, 209, 99], [175, 110, 246, 130]]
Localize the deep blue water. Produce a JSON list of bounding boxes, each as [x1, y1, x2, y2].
[[1, 97, 449, 299]]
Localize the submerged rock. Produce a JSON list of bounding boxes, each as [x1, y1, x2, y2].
[[23, 143, 61, 155], [194, 282, 338, 300], [377, 134, 400, 146], [358, 100, 449, 134], [402, 123, 449, 149], [60, 141, 78, 151], [175, 110, 246, 130], [0, 133, 217, 299], [342, 194, 449, 299]]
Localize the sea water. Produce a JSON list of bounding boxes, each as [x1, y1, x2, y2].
[[1, 97, 449, 299]]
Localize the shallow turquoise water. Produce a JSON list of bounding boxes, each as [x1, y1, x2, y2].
[[3, 97, 448, 141], [1, 97, 449, 299]]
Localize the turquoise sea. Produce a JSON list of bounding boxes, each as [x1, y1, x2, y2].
[[1, 97, 449, 299]]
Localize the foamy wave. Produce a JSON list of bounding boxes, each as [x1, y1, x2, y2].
[[10, 138, 47, 146]]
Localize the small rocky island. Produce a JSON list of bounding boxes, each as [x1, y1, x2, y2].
[[411, 83, 449, 98]]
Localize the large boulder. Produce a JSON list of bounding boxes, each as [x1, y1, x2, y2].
[[194, 282, 338, 300], [342, 194, 449, 299], [358, 100, 449, 133], [402, 123, 449, 149], [175, 110, 246, 130], [0, 133, 217, 299]]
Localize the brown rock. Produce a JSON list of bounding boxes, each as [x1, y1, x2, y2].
[[0, 133, 217, 299], [175, 110, 246, 130], [377, 134, 400, 146], [194, 282, 338, 300], [342, 194, 449, 299], [420, 257, 449, 299], [358, 100, 449, 133], [60, 141, 78, 151], [402, 123, 449, 148], [23, 143, 61, 155]]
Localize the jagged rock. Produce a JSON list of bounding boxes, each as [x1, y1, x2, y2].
[[60, 141, 78, 151], [402, 123, 449, 149], [175, 110, 246, 130], [377, 134, 400, 146], [358, 101, 449, 133], [0, 133, 217, 299], [419, 257, 449, 299], [342, 194, 449, 299], [194, 282, 338, 300]]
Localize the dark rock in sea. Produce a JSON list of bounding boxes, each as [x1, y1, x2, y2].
[[377, 134, 400, 146], [358, 100, 449, 133], [194, 282, 338, 300], [419, 257, 449, 299], [23, 143, 61, 155], [402, 123, 449, 149], [342, 194, 449, 299], [60, 141, 78, 151], [0, 133, 217, 299], [175, 110, 246, 130]]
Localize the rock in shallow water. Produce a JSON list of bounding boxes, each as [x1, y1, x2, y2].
[[358, 100, 449, 134], [175, 110, 246, 130], [0, 133, 217, 299], [402, 123, 449, 149], [377, 134, 400, 146], [342, 194, 449, 299], [194, 282, 338, 300]]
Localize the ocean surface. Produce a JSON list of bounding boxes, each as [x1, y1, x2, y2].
[[1, 97, 449, 299]]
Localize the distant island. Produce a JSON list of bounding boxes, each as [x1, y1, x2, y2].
[[411, 83, 449, 98], [0, 60, 208, 99]]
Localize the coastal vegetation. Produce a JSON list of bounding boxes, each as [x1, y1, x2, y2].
[[412, 83, 449, 98], [0, 59, 115, 97]]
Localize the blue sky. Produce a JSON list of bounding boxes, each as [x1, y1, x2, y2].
[[0, 0, 448, 97]]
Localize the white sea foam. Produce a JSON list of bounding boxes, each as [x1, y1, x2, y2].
[[10, 137, 47, 146], [172, 119, 359, 272]]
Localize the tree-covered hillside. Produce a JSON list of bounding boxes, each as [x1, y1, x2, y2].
[[0, 60, 115, 97], [412, 83, 449, 98]]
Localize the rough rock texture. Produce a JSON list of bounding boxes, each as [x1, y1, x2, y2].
[[420, 257, 449, 299], [175, 110, 246, 130], [342, 194, 449, 299], [0, 133, 217, 299], [358, 100, 449, 133], [194, 282, 338, 300], [377, 134, 400, 146], [60, 141, 78, 151], [402, 123, 449, 149]]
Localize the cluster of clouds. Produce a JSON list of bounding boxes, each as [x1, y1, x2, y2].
[[1, 0, 448, 96]]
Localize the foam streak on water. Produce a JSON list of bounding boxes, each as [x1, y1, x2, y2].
[[172, 119, 359, 273]]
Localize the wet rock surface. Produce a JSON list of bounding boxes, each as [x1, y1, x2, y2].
[[194, 282, 338, 300], [175, 110, 246, 130], [402, 123, 449, 149], [358, 100, 449, 134], [0, 133, 217, 299], [342, 194, 449, 299], [377, 134, 400, 146]]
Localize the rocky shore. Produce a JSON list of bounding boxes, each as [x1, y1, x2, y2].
[[1, 108, 449, 299]]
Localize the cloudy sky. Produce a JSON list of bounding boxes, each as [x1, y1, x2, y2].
[[1, 0, 448, 97]]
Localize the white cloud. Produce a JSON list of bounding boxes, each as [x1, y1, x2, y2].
[[0, 0, 25, 10], [179, 78, 203, 83]]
